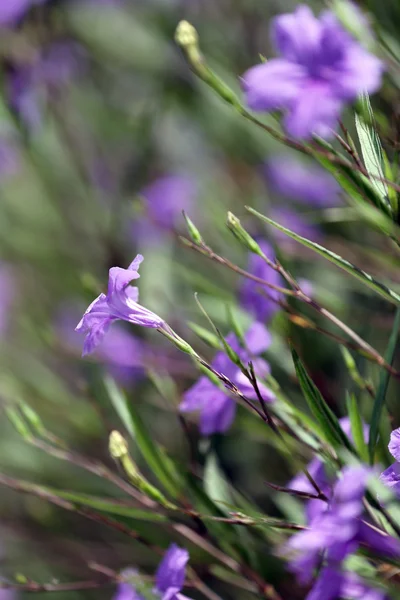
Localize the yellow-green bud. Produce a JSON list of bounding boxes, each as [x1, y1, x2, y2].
[[109, 430, 129, 459], [174, 20, 199, 48]]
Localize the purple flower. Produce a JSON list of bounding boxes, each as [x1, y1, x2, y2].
[[306, 567, 387, 600], [9, 42, 84, 130], [240, 240, 284, 324], [180, 323, 275, 435], [380, 427, 400, 496], [0, 0, 47, 25], [287, 466, 400, 585], [76, 255, 164, 356], [265, 156, 341, 207], [155, 544, 189, 599], [113, 544, 191, 600], [242, 5, 383, 139], [289, 417, 368, 521], [140, 175, 197, 231]]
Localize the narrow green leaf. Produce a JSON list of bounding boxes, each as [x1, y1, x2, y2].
[[186, 474, 239, 552], [5, 406, 32, 440], [188, 322, 221, 349], [341, 347, 375, 395], [368, 308, 400, 463], [247, 207, 400, 306], [346, 393, 368, 462], [204, 453, 232, 507], [355, 92, 389, 209], [49, 490, 167, 521], [291, 348, 352, 451], [104, 376, 181, 498]]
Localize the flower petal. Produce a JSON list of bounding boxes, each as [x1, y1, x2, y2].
[[271, 5, 322, 65], [199, 393, 236, 435], [82, 316, 113, 356], [284, 84, 342, 139], [335, 44, 383, 99], [242, 59, 306, 112], [306, 567, 343, 600], [380, 462, 400, 495], [388, 427, 400, 461], [155, 544, 189, 595], [128, 254, 144, 272], [107, 266, 140, 298], [244, 322, 272, 354], [180, 377, 215, 412]]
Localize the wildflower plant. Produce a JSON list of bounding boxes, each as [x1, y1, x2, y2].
[[3, 1, 400, 600]]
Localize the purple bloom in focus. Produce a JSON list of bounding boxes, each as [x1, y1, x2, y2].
[[113, 544, 191, 600], [0, 0, 47, 25], [242, 5, 383, 139], [265, 156, 341, 207], [287, 466, 400, 586], [180, 323, 275, 435], [240, 240, 284, 324], [380, 427, 400, 496], [76, 255, 164, 356]]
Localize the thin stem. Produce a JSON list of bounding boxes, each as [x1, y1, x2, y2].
[[0, 579, 115, 593], [181, 237, 400, 381]]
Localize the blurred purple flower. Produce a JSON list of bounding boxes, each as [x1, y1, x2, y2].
[[287, 466, 400, 585], [9, 42, 85, 129], [240, 240, 284, 324], [307, 567, 387, 600], [114, 544, 191, 600], [76, 255, 164, 356], [180, 323, 274, 435], [290, 417, 367, 493], [0, 0, 47, 25], [139, 174, 197, 231], [380, 427, 400, 496], [265, 156, 341, 207], [0, 263, 15, 338], [242, 5, 383, 139]]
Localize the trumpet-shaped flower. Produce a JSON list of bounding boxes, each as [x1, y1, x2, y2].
[[242, 5, 383, 139], [179, 322, 275, 435], [76, 255, 164, 356]]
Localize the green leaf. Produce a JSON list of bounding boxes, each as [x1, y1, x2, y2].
[[104, 376, 181, 498], [188, 322, 221, 349], [204, 453, 232, 507], [368, 307, 400, 463], [346, 393, 368, 462], [309, 153, 400, 243], [355, 92, 389, 210], [186, 474, 239, 553], [291, 348, 352, 451], [48, 490, 167, 522], [341, 347, 375, 395], [247, 206, 400, 306]]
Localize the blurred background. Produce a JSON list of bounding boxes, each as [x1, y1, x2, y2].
[[1, 0, 400, 598]]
